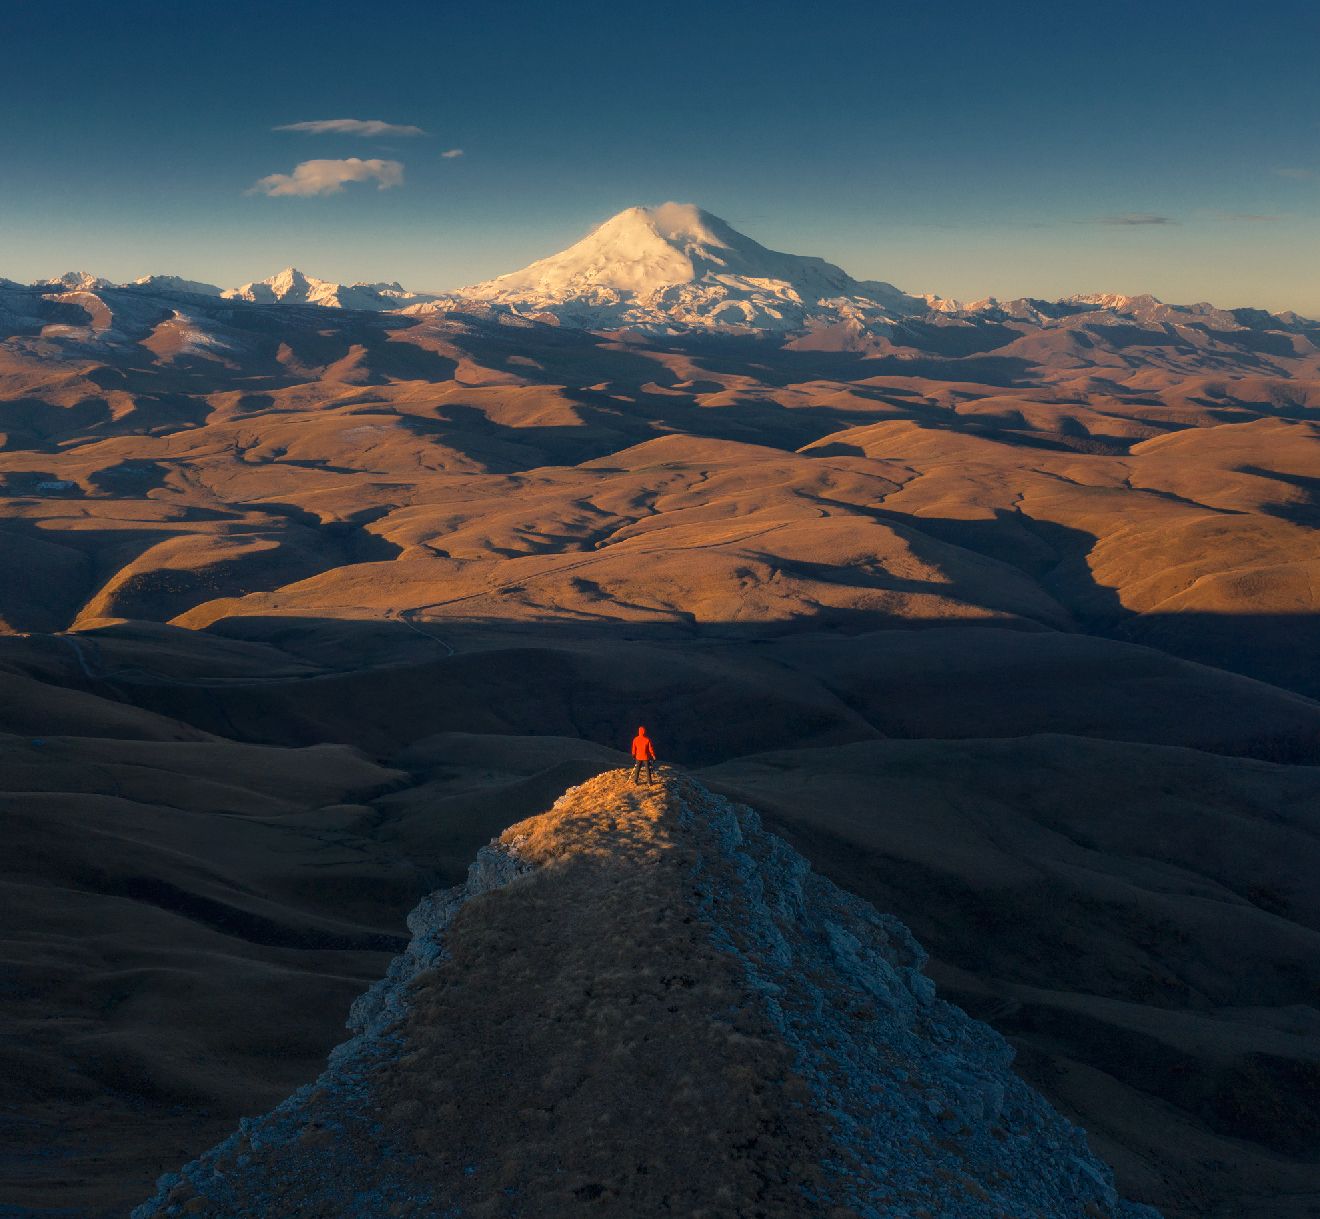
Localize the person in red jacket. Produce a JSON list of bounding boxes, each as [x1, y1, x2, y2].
[[630, 726, 656, 784]]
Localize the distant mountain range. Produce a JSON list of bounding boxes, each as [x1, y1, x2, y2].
[[10, 203, 1317, 341]]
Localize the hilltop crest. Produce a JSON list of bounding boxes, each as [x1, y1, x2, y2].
[[135, 770, 1155, 1219]]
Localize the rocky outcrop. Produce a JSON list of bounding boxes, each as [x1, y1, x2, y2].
[[135, 770, 1159, 1218]]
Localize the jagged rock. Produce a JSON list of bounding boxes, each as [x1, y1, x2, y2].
[[134, 770, 1160, 1218], [220, 267, 441, 311]]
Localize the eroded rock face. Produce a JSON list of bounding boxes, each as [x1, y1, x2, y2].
[[134, 770, 1158, 1218]]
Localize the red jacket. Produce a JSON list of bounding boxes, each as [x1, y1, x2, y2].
[[631, 731, 656, 761]]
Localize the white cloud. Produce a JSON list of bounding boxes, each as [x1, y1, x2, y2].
[[441, 148, 465, 159], [274, 118, 427, 138], [1275, 167, 1317, 181], [247, 158, 405, 198], [1095, 213, 1178, 226]]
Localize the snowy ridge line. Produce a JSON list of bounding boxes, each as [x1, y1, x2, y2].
[[12, 203, 1316, 334]]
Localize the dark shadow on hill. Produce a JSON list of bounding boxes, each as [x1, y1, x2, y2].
[[763, 497, 1320, 705], [0, 394, 113, 452], [89, 875, 407, 952], [87, 460, 171, 495], [427, 371, 1082, 472], [886, 317, 1023, 355], [697, 739, 1320, 1217], [624, 330, 1041, 388], [237, 501, 404, 566], [20, 604, 1317, 768], [1237, 464, 1320, 526], [5, 611, 1320, 1219], [0, 503, 407, 631]]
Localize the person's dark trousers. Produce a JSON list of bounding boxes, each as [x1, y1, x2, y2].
[[631, 759, 654, 783]]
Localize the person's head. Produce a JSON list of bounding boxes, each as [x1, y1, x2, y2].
[[637, 725, 647, 735]]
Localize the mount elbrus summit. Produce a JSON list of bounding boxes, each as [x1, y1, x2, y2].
[[2, 206, 1319, 1219]]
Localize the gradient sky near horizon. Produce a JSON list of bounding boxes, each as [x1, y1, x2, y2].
[[3, 0, 1319, 312]]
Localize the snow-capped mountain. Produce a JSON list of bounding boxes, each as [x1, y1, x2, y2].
[[452, 202, 925, 333], [221, 267, 439, 311], [18, 268, 437, 314], [130, 274, 223, 298], [11, 205, 1317, 342], [39, 271, 113, 293], [932, 290, 1289, 334]]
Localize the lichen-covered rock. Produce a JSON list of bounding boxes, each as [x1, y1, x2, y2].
[[135, 769, 1159, 1218]]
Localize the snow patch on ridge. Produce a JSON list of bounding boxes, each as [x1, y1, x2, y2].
[[221, 266, 441, 311], [130, 275, 224, 298]]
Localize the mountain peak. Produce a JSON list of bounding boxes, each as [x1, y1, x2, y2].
[[640, 199, 725, 239], [272, 265, 309, 286], [458, 201, 920, 332], [216, 266, 438, 311], [130, 274, 223, 298], [135, 769, 1155, 1219], [592, 201, 744, 270], [221, 267, 317, 305], [45, 270, 111, 293], [473, 202, 724, 297], [1067, 291, 1162, 310]]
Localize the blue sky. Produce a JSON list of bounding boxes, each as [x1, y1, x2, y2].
[[3, 0, 1318, 311]]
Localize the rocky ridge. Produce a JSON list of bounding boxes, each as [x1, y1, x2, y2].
[[133, 770, 1159, 1219], [220, 267, 441, 311]]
